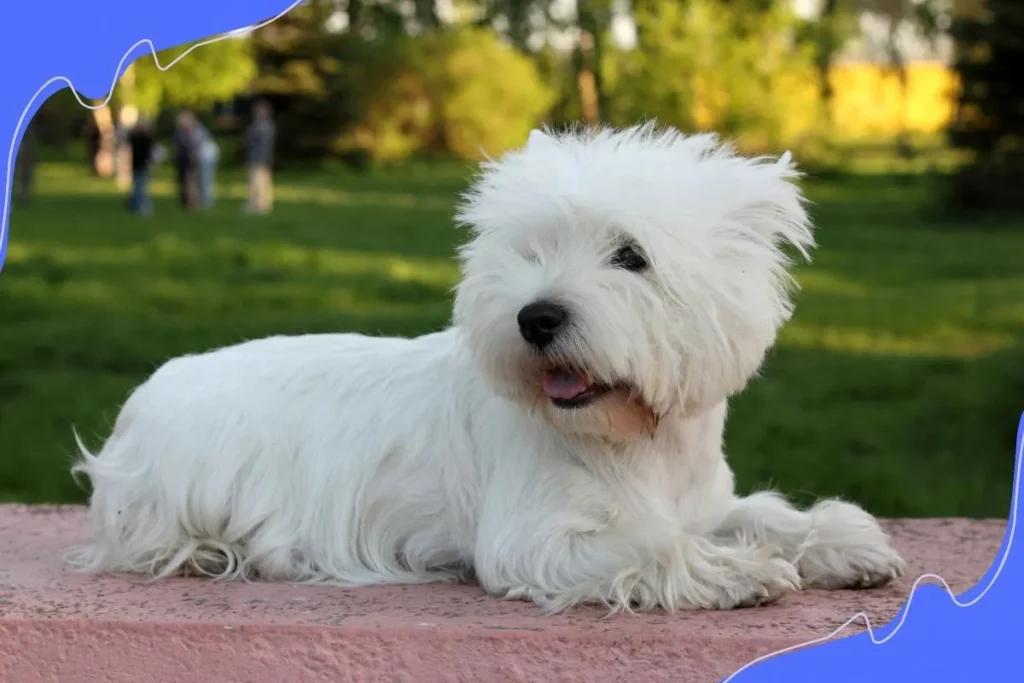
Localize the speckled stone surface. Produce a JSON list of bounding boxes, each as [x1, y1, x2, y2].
[[0, 505, 1006, 683]]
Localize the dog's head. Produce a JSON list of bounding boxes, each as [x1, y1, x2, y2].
[[453, 124, 813, 443]]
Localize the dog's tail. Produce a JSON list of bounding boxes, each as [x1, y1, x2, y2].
[[66, 427, 208, 579]]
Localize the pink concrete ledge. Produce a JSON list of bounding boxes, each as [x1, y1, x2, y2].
[[0, 506, 1005, 683]]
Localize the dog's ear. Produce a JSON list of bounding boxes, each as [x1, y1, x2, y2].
[[731, 151, 814, 264]]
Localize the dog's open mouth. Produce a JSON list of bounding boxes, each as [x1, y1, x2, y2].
[[541, 367, 613, 409]]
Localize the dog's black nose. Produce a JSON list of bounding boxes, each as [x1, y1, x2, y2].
[[517, 301, 568, 349]]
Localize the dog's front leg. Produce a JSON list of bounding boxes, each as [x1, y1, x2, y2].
[[474, 515, 801, 613], [714, 492, 905, 590]]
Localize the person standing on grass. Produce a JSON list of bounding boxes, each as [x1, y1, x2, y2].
[[173, 110, 201, 211], [126, 115, 155, 216], [245, 100, 275, 215], [195, 120, 220, 209]]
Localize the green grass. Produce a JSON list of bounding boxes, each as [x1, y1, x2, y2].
[[2, 161, 1023, 517]]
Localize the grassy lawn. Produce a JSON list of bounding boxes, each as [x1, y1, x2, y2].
[[2, 161, 1022, 517]]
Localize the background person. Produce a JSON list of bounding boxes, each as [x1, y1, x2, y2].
[[245, 100, 275, 215], [126, 115, 155, 216], [172, 110, 201, 211]]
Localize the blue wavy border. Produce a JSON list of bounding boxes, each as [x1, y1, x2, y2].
[[1, 3, 1018, 680]]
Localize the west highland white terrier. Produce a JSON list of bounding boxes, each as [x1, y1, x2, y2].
[[69, 124, 905, 612]]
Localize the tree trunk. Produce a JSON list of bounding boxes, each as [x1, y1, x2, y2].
[[346, 0, 364, 35], [576, 0, 606, 125], [507, 0, 530, 51], [886, 16, 914, 160], [816, 0, 838, 129], [415, 0, 439, 30]]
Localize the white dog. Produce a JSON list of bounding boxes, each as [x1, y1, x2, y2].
[[69, 124, 905, 612]]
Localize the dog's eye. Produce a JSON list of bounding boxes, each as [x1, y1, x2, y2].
[[610, 245, 648, 272]]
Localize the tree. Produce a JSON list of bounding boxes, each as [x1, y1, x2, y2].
[[468, 0, 611, 124], [414, 0, 441, 30], [949, 0, 1024, 210], [249, 0, 409, 164], [574, 0, 612, 124], [473, 0, 564, 53], [126, 34, 257, 114], [852, 0, 944, 156], [606, 0, 820, 151], [801, 0, 860, 130], [335, 28, 555, 163]]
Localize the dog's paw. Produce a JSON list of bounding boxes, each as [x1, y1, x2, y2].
[[801, 541, 905, 590], [797, 500, 906, 590], [697, 544, 802, 610]]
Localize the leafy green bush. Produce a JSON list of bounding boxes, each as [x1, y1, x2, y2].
[[605, 0, 821, 154], [421, 28, 557, 161], [252, 28, 405, 166], [131, 37, 257, 115], [253, 26, 553, 166], [350, 28, 556, 163]]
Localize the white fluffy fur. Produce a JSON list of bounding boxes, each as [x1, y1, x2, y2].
[[69, 124, 905, 612]]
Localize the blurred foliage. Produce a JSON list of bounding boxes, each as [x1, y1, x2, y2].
[[126, 36, 257, 114], [604, 0, 822, 152], [22, 0, 1018, 199], [253, 19, 553, 164], [351, 28, 556, 162], [948, 0, 1024, 211], [254, 32, 399, 164]]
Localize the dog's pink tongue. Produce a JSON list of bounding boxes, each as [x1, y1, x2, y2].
[[542, 369, 589, 400]]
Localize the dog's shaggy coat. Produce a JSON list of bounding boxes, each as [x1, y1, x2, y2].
[[69, 125, 905, 611]]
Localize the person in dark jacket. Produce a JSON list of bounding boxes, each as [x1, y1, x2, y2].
[[126, 115, 155, 216], [173, 110, 201, 211]]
